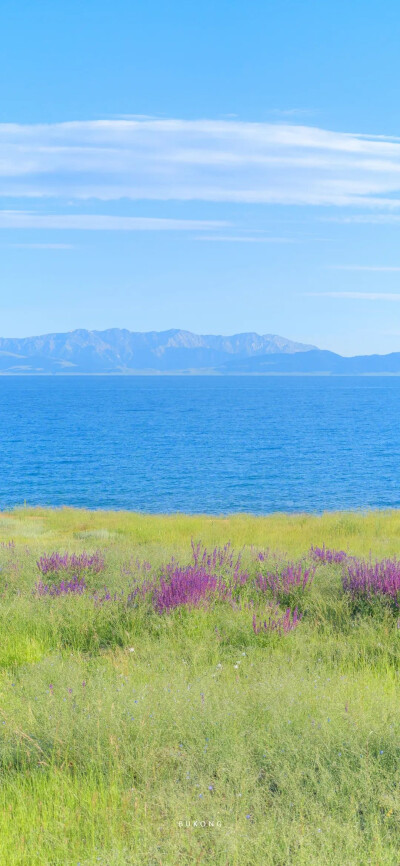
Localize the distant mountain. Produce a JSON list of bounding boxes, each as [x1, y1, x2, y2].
[[0, 329, 316, 374], [0, 328, 400, 374], [220, 349, 400, 374]]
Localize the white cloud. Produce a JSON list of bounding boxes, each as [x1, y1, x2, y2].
[[307, 292, 400, 301], [330, 265, 400, 272], [2, 118, 400, 206], [327, 214, 400, 224], [269, 109, 315, 117], [0, 212, 227, 231], [194, 235, 295, 243], [2, 242, 73, 249]]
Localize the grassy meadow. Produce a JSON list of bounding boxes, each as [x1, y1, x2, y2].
[[2, 507, 400, 864]]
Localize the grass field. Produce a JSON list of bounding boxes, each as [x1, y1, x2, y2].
[[2, 507, 400, 865]]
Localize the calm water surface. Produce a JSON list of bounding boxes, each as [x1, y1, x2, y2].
[[1, 376, 399, 513]]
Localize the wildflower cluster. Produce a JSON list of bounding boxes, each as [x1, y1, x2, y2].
[[191, 540, 241, 570], [342, 556, 400, 604], [31, 542, 310, 636], [35, 575, 87, 597], [36, 551, 105, 576], [153, 564, 231, 613], [257, 561, 315, 600], [120, 558, 152, 579], [310, 545, 348, 564], [252, 605, 302, 635]]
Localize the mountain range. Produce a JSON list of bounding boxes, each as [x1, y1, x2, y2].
[[0, 328, 400, 374]]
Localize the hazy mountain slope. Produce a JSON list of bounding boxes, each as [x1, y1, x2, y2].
[[0, 329, 316, 373], [1, 329, 400, 373], [219, 349, 400, 374]]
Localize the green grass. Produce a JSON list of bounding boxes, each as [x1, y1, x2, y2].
[[2, 506, 400, 864]]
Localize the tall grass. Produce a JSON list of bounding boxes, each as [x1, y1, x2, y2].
[[1, 507, 400, 864]]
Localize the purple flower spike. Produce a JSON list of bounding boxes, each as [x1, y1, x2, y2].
[[257, 562, 315, 597], [35, 575, 87, 597], [342, 555, 400, 601], [252, 605, 302, 635], [310, 545, 348, 564], [191, 539, 241, 571], [153, 564, 232, 613], [36, 550, 104, 576]]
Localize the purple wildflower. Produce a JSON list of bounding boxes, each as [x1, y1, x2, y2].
[[310, 545, 348, 564], [120, 558, 152, 579], [153, 564, 231, 613], [191, 540, 241, 571], [92, 587, 121, 605], [35, 575, 87, 597], [252, 605, 302, 635], [257, 562, 315, 597], [36, 551, 104, 576], [342, 555, 400, 601]]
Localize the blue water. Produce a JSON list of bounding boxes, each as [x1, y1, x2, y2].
[[1, 375, 400, 513]]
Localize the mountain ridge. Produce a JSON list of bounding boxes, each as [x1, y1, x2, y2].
[[0, 328, 316, 373], [0, 328, 400, 374]]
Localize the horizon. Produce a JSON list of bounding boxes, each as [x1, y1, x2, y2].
[[4, 7, 400, 865], [4, 324, 400, 361], [3, 2, 400, 354]]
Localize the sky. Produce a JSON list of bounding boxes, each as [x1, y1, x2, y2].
[[2, 1, 400, 354]]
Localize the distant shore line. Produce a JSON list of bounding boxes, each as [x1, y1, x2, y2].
[[3, 371, 400, 377]]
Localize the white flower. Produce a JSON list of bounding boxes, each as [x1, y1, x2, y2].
[[234, 664, 239, 670], [128, 647, 135, 653], [216, 663, 222, 669]]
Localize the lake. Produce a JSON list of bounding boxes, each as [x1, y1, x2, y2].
[[1, 375, 400, 513]]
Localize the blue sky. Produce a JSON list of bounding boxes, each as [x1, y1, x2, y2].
[[2, 0, 400, 354]]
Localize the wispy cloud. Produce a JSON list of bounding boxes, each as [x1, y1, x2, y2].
[[307, 291, 400, 301], [0, 212, 227, 231], [330, 265, 400, 272], [269, 108, 315, 118], [194, 235, 295, 243], [2, 242, 73, 249], [327, 214, 400, 224], [2, 118, 400, 206]]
